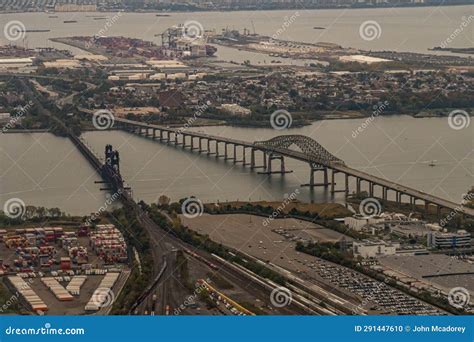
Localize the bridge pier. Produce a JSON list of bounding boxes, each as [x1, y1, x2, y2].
[[190, 137, 199, 151], [198, 138, 207, 153], [331, 170, 347, 195], [175, 133, 181, 146], [249, 149, 265, 170], [207, 140, 216, 155], [331, 169, 338, 194], [301, 164, 329, 188], [215, 141, 223, 158], [258, 153, 292, 175], [249, 148, 256, 169], [237, 146, 246, 164], [345, 174, 349, 198], [146, 128, 153, 138], [224, 143, 235, 161], [396, 192, 402, 204]]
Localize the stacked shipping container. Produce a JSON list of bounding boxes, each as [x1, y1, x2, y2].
[[8, 275, 48, 312], [41, 277, 74, 301]]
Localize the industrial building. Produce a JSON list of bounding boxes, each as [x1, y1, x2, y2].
[[344, 214, 385, 231], [427, 230, 472, 249], [0, 57, 36, 73], [353, 240, 400, 258]]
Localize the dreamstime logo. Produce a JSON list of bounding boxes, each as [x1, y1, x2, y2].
[[5, 322, 85, 335], [352, 101, 389, 139], [359, 198, 382, 217], [3, 198, 26, 219], [2, 101, 34, 133], [262, 189, 300, 226], [174, 278, 211, 315], [440, 192, 474, 227], [181, 197, 204, 219], [448, 287, 470, 309], [3, 20, 26, 41], [359, 20, 382, 41], [0, 278, 34, 313], [183, 20, 204, 41], [270, 287, 292, 308], [92, 109, 115, 130], [92, 288, 115, 308], [177, 101, 210, 136], [270, 109, 292, 130], [269, 11, 300, 43], [85, 12, 123, 48], [448, 110, 470, 130], [353, 280, 389, 314], [85, 189, 123, 226], [440, 15, 474, 48]]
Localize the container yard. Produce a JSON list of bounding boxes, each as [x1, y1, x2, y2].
[[0, 223, 130, 315]]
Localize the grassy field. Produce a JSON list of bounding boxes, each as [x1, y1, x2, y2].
[[207, 200, 352, 219]]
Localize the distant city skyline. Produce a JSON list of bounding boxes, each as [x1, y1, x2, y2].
[[0, 0, 471, 13]]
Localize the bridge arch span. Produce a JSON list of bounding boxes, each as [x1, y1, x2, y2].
[[254, 135, 344, 165]]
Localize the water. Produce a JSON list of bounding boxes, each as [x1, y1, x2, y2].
[[0, 132, 111, 215], [0, 5, 472, 59], [2, 116, 471, 215]]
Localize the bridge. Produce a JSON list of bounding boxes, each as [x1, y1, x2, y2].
[[112, 117, 474, 220]]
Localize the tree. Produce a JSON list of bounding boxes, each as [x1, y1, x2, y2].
[[158, 195, 171, 206]]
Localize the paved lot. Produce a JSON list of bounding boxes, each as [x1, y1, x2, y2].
[[379, 254, 474, 295]]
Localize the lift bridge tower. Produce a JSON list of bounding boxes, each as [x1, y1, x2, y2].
[[96, 144, 131, 197]]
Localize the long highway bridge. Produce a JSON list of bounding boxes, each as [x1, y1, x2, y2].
[[112, 117, 474, 220]]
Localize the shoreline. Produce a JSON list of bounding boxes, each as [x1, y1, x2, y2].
[[0, 3, 471, 15], [2, 111, 472, 135]]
